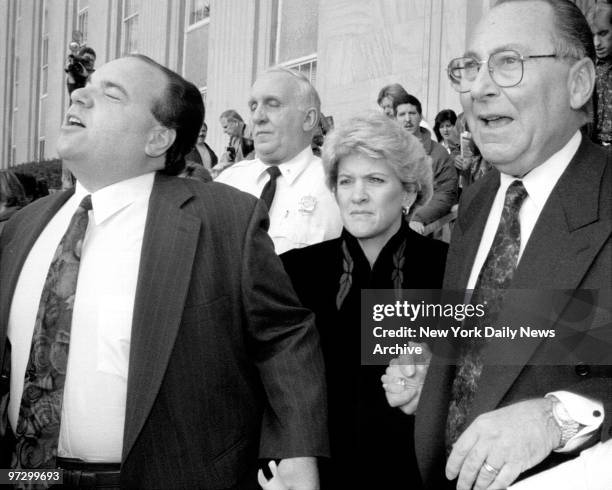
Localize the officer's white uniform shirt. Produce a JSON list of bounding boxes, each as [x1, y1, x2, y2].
[[216, 146, 342, 254]]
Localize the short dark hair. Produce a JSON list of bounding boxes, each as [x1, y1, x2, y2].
[[376, 83, 409, 106], [78, 46, 96, 59], [128, 54, 205, 175], [392, 93, 422, 116], [433, 109, 458, 142]]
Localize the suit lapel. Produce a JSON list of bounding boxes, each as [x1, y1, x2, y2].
[[0, 190, 74, 365], [122, 174, 200, 462], [471, 138, 611, 416], [515, 138, 609, 289]]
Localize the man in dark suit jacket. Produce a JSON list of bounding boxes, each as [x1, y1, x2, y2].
[[185, 122, 218, 170], [383, 1, 612, 489], [0, 55, 327, 489]]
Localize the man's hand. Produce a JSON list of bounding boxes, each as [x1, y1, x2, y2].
[[258, 461, 289, 490], [446, 398, 561, 490], [409, 221, 426, 235], [277, 457, 319, 490], [381, 342, 431, 415], [453, 155, 473, 171]]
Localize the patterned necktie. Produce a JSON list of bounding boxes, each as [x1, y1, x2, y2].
[[259, 166, 282, 210], [12, 194, 92, 470], [445, 180, 528, 452]]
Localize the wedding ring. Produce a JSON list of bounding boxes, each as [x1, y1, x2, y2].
[[482, 461, 500, 476], [396, 378, 409, 387]]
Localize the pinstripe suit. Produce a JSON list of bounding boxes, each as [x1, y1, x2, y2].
[[0, 173, 328, 489]]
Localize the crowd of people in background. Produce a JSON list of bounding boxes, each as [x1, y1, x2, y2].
[[0, 170, 49, 235], [166, 0, 612, 247]]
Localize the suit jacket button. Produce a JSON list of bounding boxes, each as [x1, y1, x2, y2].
[[575, 363, 590, 377]]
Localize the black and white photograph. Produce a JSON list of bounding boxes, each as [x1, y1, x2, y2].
[[0, 1, 611, 489]]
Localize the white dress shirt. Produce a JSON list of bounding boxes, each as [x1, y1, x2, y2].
[[8, 172, 154, 462], [464, 131, 603, 450], [509, 440, 612, 490], [215, 146, 342, 254], [466, 131, 582, 290]]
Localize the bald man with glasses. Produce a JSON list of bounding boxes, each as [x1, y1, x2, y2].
[[383, 1, 612, 489]]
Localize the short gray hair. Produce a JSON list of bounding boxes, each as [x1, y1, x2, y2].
[[219, 109, 244, 123], [495, 0, 595, 121], [496, 0, 595, 61], [264, 66, 321, 116], [322, 111, 433, 213]]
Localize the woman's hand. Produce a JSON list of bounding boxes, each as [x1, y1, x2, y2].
[[409, 221, 426, 235], [381, 342, 431, 415]]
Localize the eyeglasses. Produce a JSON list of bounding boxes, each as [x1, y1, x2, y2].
[[447, 50, 557, 93]]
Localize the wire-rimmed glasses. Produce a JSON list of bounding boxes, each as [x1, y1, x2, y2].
[[447, 50, 557, 93]]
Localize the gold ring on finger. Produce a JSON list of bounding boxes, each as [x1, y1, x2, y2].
[[482, 461, 500, 476]]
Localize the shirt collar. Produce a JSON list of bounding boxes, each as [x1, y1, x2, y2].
[[257, 146, 314, 185], [75, 172, 156, 226], [498, 130, 581, 211]]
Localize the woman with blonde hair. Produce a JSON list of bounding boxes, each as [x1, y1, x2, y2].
[[280, 112, 448, 488]]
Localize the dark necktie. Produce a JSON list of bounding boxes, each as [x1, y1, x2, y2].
[[445, 180, 528, 451], [259, 166, 282, 210], [12, 194, 92, 470]]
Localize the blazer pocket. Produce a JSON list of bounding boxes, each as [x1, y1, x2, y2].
[[211, 433, 253, 487], [212, 433, 248, 465]]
